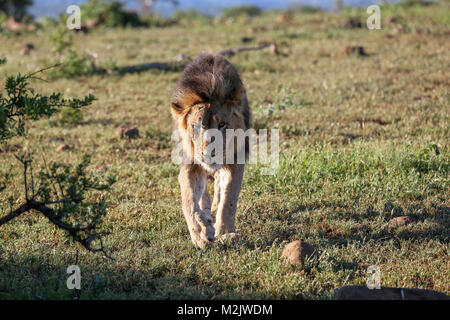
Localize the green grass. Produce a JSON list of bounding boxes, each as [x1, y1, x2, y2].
[[0, 2, 449, 299]]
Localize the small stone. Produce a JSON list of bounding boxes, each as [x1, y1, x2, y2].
[[74, 25, 89, 34], [276, 13, 293, 24], [96, 165, 107, 172], [240, 36, 254, 43], [20, 43, 35, 56], [117, 126, 140, 139], [56, 144, 71, 152], [85, 18, 100, 28], [335, 285, 449, 300], [2, 17, 24, 32], [340, 45, 367, 56], [281, 240, 319, 265], [386, 16, 400, 25], [390, 28, 400, 37], [388, 216, 416, 232], [343, 18, 362, 29], [269, 42, 279, 55], [174, 53, 190, 62]]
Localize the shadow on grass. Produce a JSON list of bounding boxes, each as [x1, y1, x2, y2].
[[116, 61, 186, 75], [0, 254, 243, 299], [82, 118, 118, 127], [239, 201, 449, 251]]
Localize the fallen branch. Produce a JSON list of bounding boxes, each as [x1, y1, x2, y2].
[[218, 42, 276, 58], [1, 155, 114, 259], [118, 62, 170, 73], [117, 41, 279, 74], [0, 199, 112, 259]]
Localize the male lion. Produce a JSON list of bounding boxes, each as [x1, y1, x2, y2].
[[170, 53, 251, 249]]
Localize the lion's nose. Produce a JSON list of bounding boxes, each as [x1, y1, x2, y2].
[[202, 148, 216, 158]]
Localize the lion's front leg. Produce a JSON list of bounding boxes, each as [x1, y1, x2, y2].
[[179, 164, 215, 249], [211, 171, 221, 217], [214, 164, 245, 239]]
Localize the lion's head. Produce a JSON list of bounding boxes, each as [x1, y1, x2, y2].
[[170, 53, 250, 172]]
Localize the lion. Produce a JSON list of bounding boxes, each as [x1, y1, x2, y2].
[[170, 53, 251, 249]]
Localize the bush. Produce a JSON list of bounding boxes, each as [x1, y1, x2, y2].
[[173, 9, 210, 21], [58, 108, 83, 126], [0, 59, 114, 256], [398, 0, 434, 8], [289, 5, 323, 14], [222, 5, 262, 19], [80, 0, 145, 27], [47, 28, 96, 78], [38, 16, 58, 29], [0, 0, 32, 19], [172, 9, 211, 26]]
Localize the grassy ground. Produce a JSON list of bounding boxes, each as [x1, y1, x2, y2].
[[0, 2, 449, 299]]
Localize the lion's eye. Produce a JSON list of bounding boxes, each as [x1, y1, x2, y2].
[[218, 122, 226, 130]]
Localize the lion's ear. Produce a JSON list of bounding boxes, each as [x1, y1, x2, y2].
[[171, 102, 188, 129], [171, 102, 184, 117], [228, 85, 245, 108]]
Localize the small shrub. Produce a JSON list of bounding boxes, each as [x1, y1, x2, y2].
[[173, 9, 210, 21], [47, 28, 96, 78], [222, 5, 262, 19], [80, 0, 145, 28], [58, 108, 83, 126], [0, 59, 114, 257], [0, 0, 32, 19]]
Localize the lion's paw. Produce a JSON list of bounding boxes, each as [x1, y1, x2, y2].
[[194, 212, 215, 243], [217, 232, 241, 244], [191, 237, 214, 249]]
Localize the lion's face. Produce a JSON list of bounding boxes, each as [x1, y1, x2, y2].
[[171, 54, 250, 172], [184, 103, 239, 172]]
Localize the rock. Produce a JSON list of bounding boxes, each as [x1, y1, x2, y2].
[[269, 42, 279, 55], [85, 18, 100, 29], [96, 165, 107, 172], [2, 17, 24, 32], [387, 216, 416, 232], [281, 240, 319, 265], [174, 53, 191, 62], [335, 285, 449, 300], [74, 25, 89, 34], [27, 24, 38, 32], [1, 17, 38, 33], [56, 144, 71, 152], [240, 36, 254, 43], [276, 13, 293, 24], [117, 126, 140, 139], [386, 16, 401, 25], [343, 18, 362, 29], [387, 26, 405, 38], [20, 43, 35, 56], [389, 28, 400, 37], [340, 46, 367, 56]]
